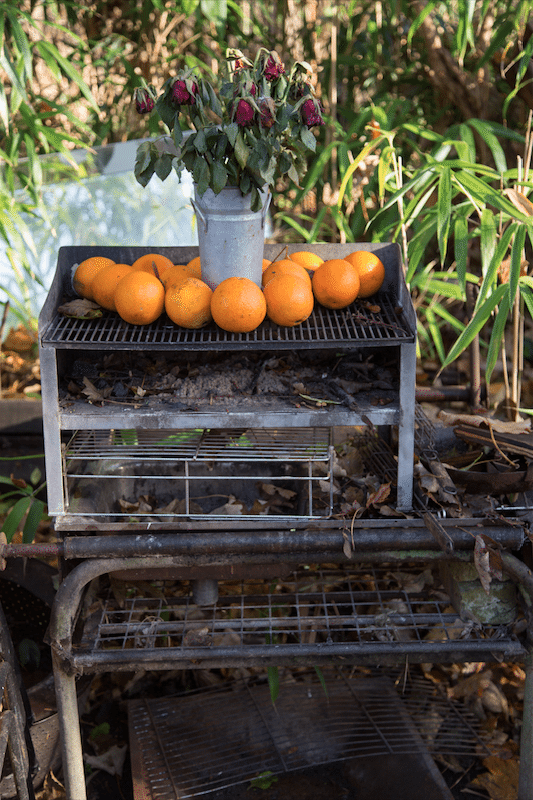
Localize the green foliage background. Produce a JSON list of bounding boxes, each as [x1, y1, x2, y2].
[[2, 0, 533, 399]]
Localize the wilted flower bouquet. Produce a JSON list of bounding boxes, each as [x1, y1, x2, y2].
[[134, 48, 324, 211]]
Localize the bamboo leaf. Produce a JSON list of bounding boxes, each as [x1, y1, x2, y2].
[[508, 224, 527, 304], [441, 283, 508, 370], [485, 292, 510, 385], [477, 222, 515, 306], [337, 137, 385, 209], [454, 215, 469, 293], [437, 166, 451, 264]]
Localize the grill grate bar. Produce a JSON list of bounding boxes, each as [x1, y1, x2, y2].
[[41, 295, 413, 349]]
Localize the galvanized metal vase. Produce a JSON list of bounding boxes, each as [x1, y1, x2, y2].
[[192, 185, 271, 290]]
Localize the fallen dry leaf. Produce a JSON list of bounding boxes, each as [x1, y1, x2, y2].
[[470, 755, 519, 800], [57, 298, 103, 319], [437, 409, 531, 433]]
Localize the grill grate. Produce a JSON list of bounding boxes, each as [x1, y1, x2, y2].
[[78, 565, 523, 665], [41, 295, 413, 350], [127, 669, 490, 799]]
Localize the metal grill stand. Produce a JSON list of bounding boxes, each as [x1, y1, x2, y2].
[[31, 244, 533, 800]]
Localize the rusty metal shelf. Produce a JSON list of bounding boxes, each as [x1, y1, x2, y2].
[[56, 565, 526, 674]]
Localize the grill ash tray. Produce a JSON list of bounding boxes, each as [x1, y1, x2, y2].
[[64, 427, 334, 520]]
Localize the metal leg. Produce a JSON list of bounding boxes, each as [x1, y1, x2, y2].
[[52, 650, 87, 800], [397, 341, 416, 510]]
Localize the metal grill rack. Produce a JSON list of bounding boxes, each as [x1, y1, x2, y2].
[[71, 565, 526, 671], [34, 243, 533, 800], [127, 669, 491, 799], [63, 427, 334, 520]]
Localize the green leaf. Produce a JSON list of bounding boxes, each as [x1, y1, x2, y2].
[[454, 216, 469, 293], [193, 155, 210, 194], [225, 122, 239, 147], [154, 152, 173, 181], [211, 160, 228, 193], [2, 496, 31, 543], [437, 166, 451, 265], [300, 125, 317, 151], [477, 221, 515, 306], [441, 283, 508, 370], [485, 291, 511, 385], [480, 208, 496, 279], [267, 665, 279, 704], [467, 119, 507, 174], [508, 224, 527, 305], [22, 498, 45, 544], [234, 130, 249, 169]]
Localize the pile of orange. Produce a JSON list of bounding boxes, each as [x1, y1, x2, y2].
[[72, 248, 386, 332]]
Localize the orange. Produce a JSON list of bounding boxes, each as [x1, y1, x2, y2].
[[262, 258, 271, 272], [91, 263, 134, 311], [73, 256, 115, 300], [263, 274, 314, 327], [211, 277, 267, 333], [344, 250, 386, 298], [131, 252, 174, 279], [186, 256, 202, 277], [262, 259, 312, 290], [165, 277, 213, 329], [161, 264, 197, 291], [114, 271, 165, 325], [311, 259, 360, 309], [288, 250, 324, 272]]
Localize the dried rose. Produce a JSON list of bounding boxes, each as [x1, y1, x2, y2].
[[263, 51, 285, 81], [235, 98, 255, 126], [171, 78, 198, 106], [134, 87, 154, 115], [301, 97, 324, 127], [258, 97, 276, 128]]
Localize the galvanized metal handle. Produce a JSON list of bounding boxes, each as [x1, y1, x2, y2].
[[191, 197, 207, 232]]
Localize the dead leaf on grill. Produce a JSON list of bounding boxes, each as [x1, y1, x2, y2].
[[57, 299, 103, 319], [183, 627, 210, 647], [118, 497, 154, 513], [210, 495, 244, 515], [474, 534, 504, 594], [470, 755, 519, 800], [366, 482, 391, 507], [261, 483, 297, 500], [81, 376, 107, 402]]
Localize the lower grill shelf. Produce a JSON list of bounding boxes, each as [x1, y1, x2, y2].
[[71, 565, 526, 672]]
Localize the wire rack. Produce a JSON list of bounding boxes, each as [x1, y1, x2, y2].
[[127, 667, 490, 799], [74, 565, 525, 670], [63, 427, 334, 520]]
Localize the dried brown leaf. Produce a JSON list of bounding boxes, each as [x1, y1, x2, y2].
[[470, 755, 519, 800], [57, 299, 103, 319]]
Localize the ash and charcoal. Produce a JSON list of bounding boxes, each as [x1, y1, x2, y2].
[[60, 349, 397, 409]]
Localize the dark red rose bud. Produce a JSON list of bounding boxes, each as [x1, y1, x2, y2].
[[171, 78, 198, 106], [258, 97, 275, 128], [301, 98, 324, 127], [264, 52, 285, 81], [134, 87, 154, 115], [235, 98, 255, 126]]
